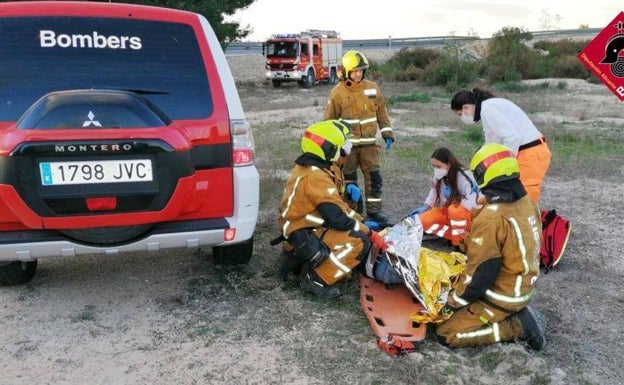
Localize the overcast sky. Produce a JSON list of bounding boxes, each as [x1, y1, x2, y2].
[[226, 0, 621, 41]]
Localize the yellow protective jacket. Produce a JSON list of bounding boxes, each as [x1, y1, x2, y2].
[[324, 79, 393, 146], [447, 195, 541, 313], [279, 155, 368, 238]]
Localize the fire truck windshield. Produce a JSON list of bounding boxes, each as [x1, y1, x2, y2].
[[266, 42, 298, 58]]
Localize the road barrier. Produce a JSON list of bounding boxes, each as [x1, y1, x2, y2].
[[225, 28, 601, 55]]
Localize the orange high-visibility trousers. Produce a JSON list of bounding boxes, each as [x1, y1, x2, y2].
[[517, 141, 551, 203], [419, 204, 471, 246]]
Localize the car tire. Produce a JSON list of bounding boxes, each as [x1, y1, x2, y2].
[[213, 237, 253, 265], [0, 261, 37, 286], [61, 225, 152, 246], [271, 79, 281, 88]]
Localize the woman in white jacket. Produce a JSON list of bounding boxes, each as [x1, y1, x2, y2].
[[408, 147, 482, 248], [450, 87, 551, 202]]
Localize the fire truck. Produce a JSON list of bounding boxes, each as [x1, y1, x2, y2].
[[263, 30, 343, 88]]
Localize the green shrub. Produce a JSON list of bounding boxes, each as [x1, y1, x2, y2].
[[385, 48, 442, 71], [533, 38, 591, 56], [551, 55, 593, 78], [484, 27, 538, 82], [377, 48, 441, 82], [375, 29, 595, 86], [422, 52, 478, 89]]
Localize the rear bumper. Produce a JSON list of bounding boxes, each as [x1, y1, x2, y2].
[[0, 162, 259, 263], [0, 218, 250, 262]]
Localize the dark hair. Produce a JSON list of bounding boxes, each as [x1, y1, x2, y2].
[[450, 87, 496, 113], [431, 147, 467, 206]]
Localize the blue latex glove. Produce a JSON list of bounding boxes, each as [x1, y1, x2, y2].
[[345, 183, 361, 202], [408, 204, 430, 217], [443, 186, 451, 199], [385, 137, 394, 150], [364, 220, 381, 232]]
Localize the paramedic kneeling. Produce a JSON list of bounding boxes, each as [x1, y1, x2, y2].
[[435, 143, 546, 350]]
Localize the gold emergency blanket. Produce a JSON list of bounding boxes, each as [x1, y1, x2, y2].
[[409, 248, 466, 324], [380, 216, 466, 324]]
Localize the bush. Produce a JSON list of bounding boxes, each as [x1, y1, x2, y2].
[[374, 28, 594, 86], [483, 27, 543, 82], [422, 56, 477, 90], [533, 38, 591, 56], [378, 48, 441, 81], [532, 39, 594, 79], [551, 56, 593, 79]]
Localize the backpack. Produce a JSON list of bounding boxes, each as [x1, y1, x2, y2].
[[539, 209, 572, 271]]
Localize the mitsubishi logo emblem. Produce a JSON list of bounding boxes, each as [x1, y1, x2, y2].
[[82, 111, 102, 127]]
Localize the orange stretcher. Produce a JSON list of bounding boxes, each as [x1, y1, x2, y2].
[[359, 275, 428, 355]]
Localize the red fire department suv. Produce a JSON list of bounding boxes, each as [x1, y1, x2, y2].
[[0, 1, 259, 285]]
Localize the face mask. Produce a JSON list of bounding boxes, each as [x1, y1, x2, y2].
[[433, 167, 448, 179], [460, 113, 474, 125], [340, 139, 353, 157]]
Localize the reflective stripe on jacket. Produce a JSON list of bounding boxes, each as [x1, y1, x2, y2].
[[279, 162, 367, 238], [324, 79, 393, 145], [447, 196, 541, 312]]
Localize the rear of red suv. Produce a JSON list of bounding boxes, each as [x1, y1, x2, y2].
[[0, 1, 259, 285]]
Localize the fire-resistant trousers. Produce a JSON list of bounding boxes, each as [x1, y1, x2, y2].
[[419, 204, 471, 246], [517, 140, 551, 203], [313, 228, 370, 285], [436, 301, 525, 347], [343, 145, 383, 214]]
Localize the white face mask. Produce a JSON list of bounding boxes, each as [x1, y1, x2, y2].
[[460, 113, 474, 125], [341, 139, 353, 156], [433, 167, 448, 179]]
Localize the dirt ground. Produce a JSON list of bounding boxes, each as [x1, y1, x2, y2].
[[1, 53, 623, 385]]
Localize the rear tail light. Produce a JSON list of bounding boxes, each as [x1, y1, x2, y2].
[[224, 228, 236, 241], [231, 119, 254, 167]]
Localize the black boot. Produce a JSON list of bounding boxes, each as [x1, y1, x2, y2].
[[366, 211, 390, 225], [278, 249, 302, 281], [300, 269, 341, 298], [517, 306, 546, 351]]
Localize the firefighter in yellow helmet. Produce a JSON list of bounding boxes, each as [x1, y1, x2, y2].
[[435, 143, 547, 350], [324, 50, 395, 225], [277, 120, 388, 298]]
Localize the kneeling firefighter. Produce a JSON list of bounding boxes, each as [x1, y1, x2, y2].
[[277, 120, 388, 298], [435, 143, 547, 350]]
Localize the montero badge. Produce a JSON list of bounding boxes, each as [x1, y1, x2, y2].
[[578, 11, 624, 102]]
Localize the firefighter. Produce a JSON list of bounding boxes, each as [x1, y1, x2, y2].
[[277, 120, 388, 298], [435, 143, 546, 350], [450, 87, 552, 203], [407, 147, 482, 249], [277, 133, 362, 281], [324, 50, 395, 224]]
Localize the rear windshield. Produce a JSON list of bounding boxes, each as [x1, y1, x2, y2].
[[0, 16, 212, 122]]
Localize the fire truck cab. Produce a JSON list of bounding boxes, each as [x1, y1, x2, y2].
[[263, 30, 343, 88]]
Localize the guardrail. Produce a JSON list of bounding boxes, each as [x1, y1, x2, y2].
[[225, 28, 601, 55]]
